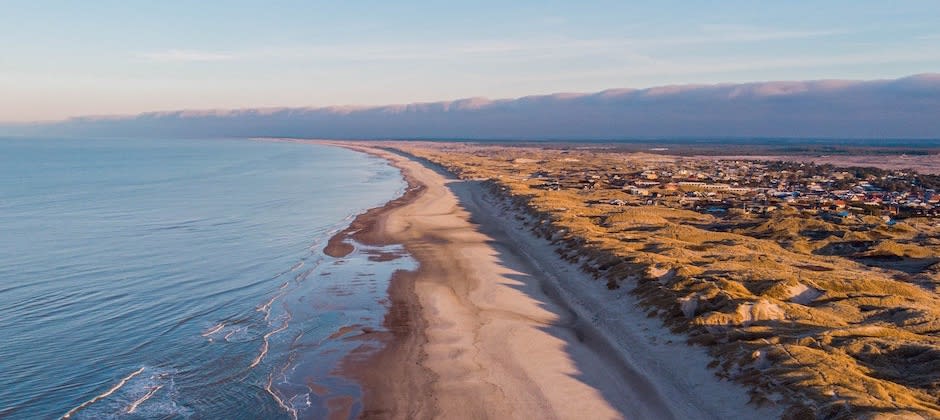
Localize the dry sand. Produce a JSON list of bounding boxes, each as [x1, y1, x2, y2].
[[317, 141, 780, 419]]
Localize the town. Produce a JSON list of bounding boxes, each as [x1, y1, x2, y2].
[[529, 154, 940, 220], [385, 141, 940, 420]]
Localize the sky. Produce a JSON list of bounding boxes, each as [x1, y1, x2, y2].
[[1, 1, 939, 122]]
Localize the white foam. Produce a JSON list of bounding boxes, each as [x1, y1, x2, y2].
[[125, 385, 163, 414], [257, 294, 279, 317], [250, 314, 292, 368], [201, 322, 225, 337], [265, 372, 298, 420], [294, 269, 312, 283], [61, 367, 145, 419]]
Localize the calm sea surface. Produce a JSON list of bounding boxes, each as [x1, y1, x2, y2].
[[0, 138, 411, 419]]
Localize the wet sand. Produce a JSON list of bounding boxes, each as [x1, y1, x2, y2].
[[321, 146, 434, 418], [313, 140, 777, 419]]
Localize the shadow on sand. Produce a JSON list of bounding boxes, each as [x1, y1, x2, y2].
[[389, 148, 683, 419]]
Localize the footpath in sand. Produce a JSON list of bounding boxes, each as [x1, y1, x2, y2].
[[324, 141, 778, 420]]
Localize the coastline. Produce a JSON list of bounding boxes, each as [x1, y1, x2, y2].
[[314, 140, 779, 419], [322, 144, 436, 419]]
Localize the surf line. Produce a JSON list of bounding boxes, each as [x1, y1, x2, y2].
[[224, 328, 239, 341], [257, 283, 290, 322], [249, 313, 293, 369], [125, 385, 163, 414], [265, 372, 298, 420], [61, 367, 146, 419], [294, 269, 313, 284], [201, 322, 225, 337]]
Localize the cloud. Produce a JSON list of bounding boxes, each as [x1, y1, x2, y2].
[[467, 46, 940, 88], [5, 74, 939, 139], [137, 49, 236, 62], [694, 24, 845, 43], [538, 16, 567, 26], [132, 25, 846, 65]]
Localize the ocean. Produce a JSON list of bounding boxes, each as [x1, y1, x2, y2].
[[0, 137, 411, 419]]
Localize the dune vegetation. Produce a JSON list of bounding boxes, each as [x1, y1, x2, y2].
[[381, 142, 940, 420]]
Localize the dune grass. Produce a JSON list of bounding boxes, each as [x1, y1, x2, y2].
[[386, 142, 940, 419]]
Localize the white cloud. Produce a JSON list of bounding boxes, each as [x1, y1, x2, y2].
[[137, 49, 235, 62], [5, 74, 939, 138], [493, 47, 940, 88], [133, 25, 846, 65]]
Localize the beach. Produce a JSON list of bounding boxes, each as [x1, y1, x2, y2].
[[317, 141, 780, 420]]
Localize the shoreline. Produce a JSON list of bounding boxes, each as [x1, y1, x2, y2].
[[314, 140, 779, 419], [323, 144, 436, 418]]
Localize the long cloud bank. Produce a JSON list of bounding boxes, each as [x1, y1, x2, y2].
[[3, 74, 939, 139]]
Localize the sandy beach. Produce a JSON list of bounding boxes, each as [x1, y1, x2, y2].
[[319, 141, 780, 419]]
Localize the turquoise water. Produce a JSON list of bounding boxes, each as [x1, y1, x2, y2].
[[0, 138, 411, 419]]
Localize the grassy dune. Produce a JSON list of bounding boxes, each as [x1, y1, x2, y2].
[[387, 142, 940, 420]]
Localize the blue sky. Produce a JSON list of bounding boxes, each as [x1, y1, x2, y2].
[[1, 1, 939, 121]]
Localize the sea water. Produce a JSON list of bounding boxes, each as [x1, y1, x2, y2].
[[0, 137, 412, 419]]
